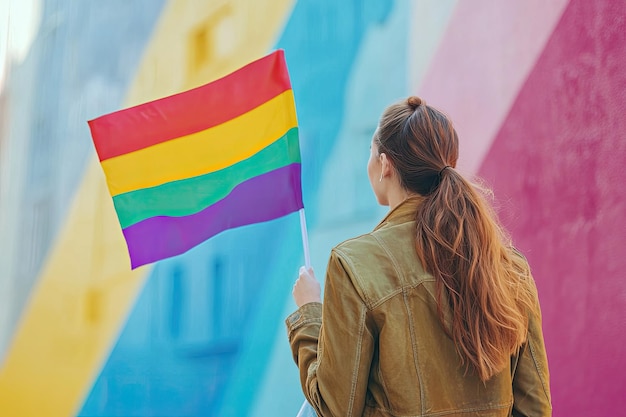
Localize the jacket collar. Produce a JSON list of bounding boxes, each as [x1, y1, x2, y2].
[[373, 195, 425, 231]]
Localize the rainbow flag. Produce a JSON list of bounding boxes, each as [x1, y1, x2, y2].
[[89, 50, 303, 268]]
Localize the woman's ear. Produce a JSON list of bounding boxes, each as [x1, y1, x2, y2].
[[379, 152, 393, 178]]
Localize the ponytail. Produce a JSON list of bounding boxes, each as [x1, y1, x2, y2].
[[415, 169, 534, 381]]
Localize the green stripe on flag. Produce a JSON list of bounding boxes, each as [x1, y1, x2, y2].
[[113, 127, 300, 228]]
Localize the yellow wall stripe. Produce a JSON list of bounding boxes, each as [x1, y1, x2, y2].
[[0, 159, 149, 416], [102, 90, 297, 196]]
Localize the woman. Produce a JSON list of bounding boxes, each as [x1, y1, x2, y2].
[[286, 96, 551, 416]]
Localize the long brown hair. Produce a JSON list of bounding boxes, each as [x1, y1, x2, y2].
[[375, 96, 534, 381]]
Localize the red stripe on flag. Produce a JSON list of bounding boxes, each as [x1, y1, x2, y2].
[[89, 50, 292, 161]]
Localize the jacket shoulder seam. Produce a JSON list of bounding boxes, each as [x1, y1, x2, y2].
[[332, 246, 374, 309], [369, 232, 406, 284]]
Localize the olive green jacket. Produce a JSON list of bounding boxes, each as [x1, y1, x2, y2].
[[286, 197, 551, 417]]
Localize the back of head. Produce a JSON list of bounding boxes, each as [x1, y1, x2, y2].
[[375, 96, 534, 381], [376, 95, 458, 194]]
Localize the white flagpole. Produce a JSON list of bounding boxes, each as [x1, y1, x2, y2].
[[299, 208, 311, 268], [297, 208, 315, 417], [296, 399, 316, 417]]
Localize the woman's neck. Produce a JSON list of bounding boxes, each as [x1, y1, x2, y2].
[[387, 185, 416, 211]]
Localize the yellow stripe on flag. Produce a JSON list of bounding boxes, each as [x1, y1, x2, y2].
[[101, 90, 297, 196]]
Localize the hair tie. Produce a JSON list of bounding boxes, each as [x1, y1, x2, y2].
[[439, 166, 452, 177]]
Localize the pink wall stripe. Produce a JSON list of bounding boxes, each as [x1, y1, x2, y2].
[[478, 0, 626, 414], [416, 0, 570, 175]]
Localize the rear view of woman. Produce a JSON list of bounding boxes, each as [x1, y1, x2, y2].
[[287, 96, 551, 416]]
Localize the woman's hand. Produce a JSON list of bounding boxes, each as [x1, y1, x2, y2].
[[293, 266, 322, 307]]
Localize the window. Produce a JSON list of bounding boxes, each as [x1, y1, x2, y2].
[[187, 6, 236, 77]]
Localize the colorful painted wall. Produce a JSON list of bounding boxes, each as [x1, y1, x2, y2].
[[0, 0, 624, 416]]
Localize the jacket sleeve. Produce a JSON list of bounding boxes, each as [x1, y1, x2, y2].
[[512, 274, 552, 416], [286, 249, 375, 417]]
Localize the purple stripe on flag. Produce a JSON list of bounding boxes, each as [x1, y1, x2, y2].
[[123, 163, 303, 268]]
